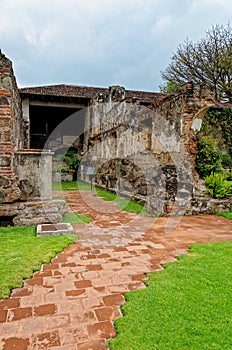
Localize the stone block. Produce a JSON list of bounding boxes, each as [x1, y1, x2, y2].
[[0, 199, 67, 226], [37, 223, 74, 237]]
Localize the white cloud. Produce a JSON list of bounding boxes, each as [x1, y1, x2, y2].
[[24, 21, 54, 49], [0, 0, 231, 91], [151, 14, 174, 35]]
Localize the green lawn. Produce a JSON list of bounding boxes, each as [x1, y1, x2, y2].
[[62, 211, 92, 224], [95, 187, 117, 201], [109, 241, 232, 350], [216, 212, 232, 220], [0, 226, 77, 299], [53, 181, 146, 214], [95, 187, 161, 215], [54, 181, 232, 218], [52, 180, 91, 191], [96, 187, 148, 214]]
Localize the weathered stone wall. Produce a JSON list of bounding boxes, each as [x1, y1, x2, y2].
[[0, 52, 24, 203], [0, 52, 67, 225], [83, 84, 231, 216], [147, 82, 217, 215], [0, 51, 29, 159], [15, 150, 53, 200]]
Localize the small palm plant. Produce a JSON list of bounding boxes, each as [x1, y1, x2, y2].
[[205, 173, 232, 198]]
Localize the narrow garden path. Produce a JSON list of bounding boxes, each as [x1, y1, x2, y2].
[[0, 191, 232, 350]]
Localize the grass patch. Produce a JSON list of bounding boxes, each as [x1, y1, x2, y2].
[[62, 211, 92, 224], [52, 180, 91, 191], [95, 187, 117, 201], [96, 188, 157, 215], [53, 181, 153, 215], [216, 212, 232, 220], [118, 198, 144, 214], [95, 187, 145, 214], [109, 241, 232, 350], [0, 226, 77, 299], [53, 181, 145, 214]]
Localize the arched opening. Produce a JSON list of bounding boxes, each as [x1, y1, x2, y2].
[[195, 106, 232, 178]]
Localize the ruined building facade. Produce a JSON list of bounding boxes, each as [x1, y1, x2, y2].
[[82, 84, 232, 215], [0, 51, 231, 225]]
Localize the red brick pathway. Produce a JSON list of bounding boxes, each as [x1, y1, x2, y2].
[[0, 190, 231, 349]]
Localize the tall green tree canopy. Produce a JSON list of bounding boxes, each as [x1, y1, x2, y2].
[[160, 23, 232, 102]]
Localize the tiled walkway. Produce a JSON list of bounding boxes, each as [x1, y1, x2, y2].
[[0, 191, 232, 350]]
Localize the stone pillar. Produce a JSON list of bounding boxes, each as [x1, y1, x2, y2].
[[15, 150, 53, 201], [0, 51, 67, 225]]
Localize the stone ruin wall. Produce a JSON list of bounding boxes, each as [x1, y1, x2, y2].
[[83, 84, 232, 216], [0, 50, 230, 222], [0, 52, 66, 226]]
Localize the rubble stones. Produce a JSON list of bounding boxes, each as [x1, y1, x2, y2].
[[0, 199, 67, 226]]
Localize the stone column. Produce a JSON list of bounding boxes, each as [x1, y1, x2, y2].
[[15, 150, 53, 201]]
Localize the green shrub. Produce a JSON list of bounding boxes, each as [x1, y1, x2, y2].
[[196, 108, 232, 179], [222, 169, 232, 181], [202, 108, 232, 150], [52, 167, 74, 173], [205, 173, 232, 198], [54, 150, 81, 180], [222, 154, 232, 168], [196, 136, 222, 178]]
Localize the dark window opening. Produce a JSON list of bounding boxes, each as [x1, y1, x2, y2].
[[29, 105, 85, 150]]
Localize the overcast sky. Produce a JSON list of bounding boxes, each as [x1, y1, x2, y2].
[[0, 0, 231, 92]]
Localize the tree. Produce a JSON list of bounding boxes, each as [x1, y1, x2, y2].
[[160, 23, 232, 102], [159, 80, 181, 94]]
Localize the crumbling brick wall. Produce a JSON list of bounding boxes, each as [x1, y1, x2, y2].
[[0, 52, 66, 225], [0, 52, 24, 203]]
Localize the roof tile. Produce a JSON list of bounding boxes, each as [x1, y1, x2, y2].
[[19, 84, 165, 103]]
